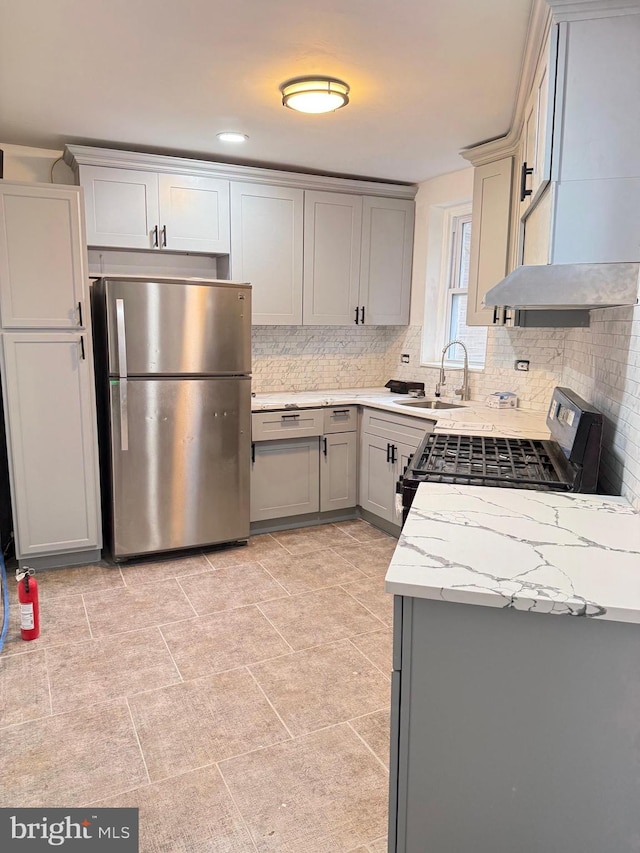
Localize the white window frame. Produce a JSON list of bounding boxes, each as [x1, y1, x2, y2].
[[443, 212, 473, 365], [420, 202, 486, 369]]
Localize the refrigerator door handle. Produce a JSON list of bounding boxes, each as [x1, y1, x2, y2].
[[119, 378, 129, 452], [115, 298, 128, 379], [115, 298, 129, 451]]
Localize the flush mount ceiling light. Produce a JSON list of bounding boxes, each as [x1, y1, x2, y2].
[[279, 76, 350, 114], [216, 132, 248, 143]]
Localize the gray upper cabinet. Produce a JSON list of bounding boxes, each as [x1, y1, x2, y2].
[[65, 146, 416, 325], [0, 183, 88, 329], [230, 182, 304, 325], [466, 158, 513, 326], [360, 196, 413, 326], [303, 191, 362, 325], [304, 191, 414, 326], [79, 164, 230, 253], [158, 173, 230, 253]]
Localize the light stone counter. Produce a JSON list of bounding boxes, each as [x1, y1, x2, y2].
[[385, 483, 640, 624], [251, 387, 551, 440]]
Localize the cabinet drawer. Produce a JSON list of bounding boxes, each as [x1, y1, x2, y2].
[[361, 407, 431, 448], [252, 408, 324, 440], [323, 405, 357, 433]]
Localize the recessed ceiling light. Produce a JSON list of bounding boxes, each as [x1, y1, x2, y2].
[[279, 76, 350, 114], [216, 132, 248, 143]]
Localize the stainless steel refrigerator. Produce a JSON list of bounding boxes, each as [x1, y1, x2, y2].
[[92, 276, 251, 560]]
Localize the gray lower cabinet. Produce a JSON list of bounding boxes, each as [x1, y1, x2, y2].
[[390, 596, 640, 852], [320, 431, 357, 512], [250, 437, 320, 522], [359, 408, 430, 525], [250, 406, 358, 523]]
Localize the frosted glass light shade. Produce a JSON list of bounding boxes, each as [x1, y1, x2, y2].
[[280, 77, 350, 114]]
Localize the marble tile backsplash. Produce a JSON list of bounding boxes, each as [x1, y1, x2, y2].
[[561, 306, 640, 509], [251, 326, 399, 392], [384, 326, 565, 411]]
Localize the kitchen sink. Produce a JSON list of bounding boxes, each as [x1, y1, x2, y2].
[[397, 399, 465, 410]]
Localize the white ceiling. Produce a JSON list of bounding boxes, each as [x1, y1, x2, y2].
[[0, 0, 533, 184]]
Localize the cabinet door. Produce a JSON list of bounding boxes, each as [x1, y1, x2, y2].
[[251, 437, 320, 522], [1, 333, 101, 558], [303, 191, 362, 325], [0, 183, 87, 330], [80, 165, 159, 249], [159, 174, 230, 254], [531, 29, 556, 198], [394, 441, 419, 527], [230, 183, 303, 324], [521, 187, 553, 266], [519, 89, 538, 216], [359, 433, 396, 523], [320, 431, 357, 512], [466, 158, 513, 326], [359, 197, 414, 325]]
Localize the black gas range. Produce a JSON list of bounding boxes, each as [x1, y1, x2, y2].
[[398, 387, 603, 523]]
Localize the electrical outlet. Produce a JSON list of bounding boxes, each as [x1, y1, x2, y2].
[[515, 359, 530, 372], [401, 353, 410, 363]]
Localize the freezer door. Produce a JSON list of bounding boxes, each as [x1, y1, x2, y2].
[[102, 278, 251, 375], [108, 377, 250, 557]]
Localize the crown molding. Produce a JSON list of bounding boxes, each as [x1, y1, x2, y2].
[[547, 0, 640, 22], [460, 0, 552, 166], [460, 0, 640, 166], [63, 145, 418, 200]]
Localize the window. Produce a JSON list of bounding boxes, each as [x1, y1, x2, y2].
[[421, 204, 487, 368]]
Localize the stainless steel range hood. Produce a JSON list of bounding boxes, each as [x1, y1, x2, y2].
[[484, 263, 640, 311]]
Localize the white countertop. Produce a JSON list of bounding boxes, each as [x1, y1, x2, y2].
[[385, 484, 640, 625], [251, 387, 551, 440]]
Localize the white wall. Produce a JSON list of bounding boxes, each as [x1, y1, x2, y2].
[[0, 143, 74, 184]]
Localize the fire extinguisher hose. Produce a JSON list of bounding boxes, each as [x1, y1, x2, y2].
[[0, 550, 8, 654]]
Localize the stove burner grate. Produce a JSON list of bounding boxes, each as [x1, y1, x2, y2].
[[408, 434, 572, 489]]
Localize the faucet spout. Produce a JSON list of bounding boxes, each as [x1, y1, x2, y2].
[[436, 340, 470, 401]]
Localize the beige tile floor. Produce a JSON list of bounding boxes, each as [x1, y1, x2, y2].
[[0, 520, 396, 852]]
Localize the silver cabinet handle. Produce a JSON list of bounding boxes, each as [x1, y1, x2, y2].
[[115, 298, 129, 451]]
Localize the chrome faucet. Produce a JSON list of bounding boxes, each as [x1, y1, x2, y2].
[[435, 340, 470, 401]]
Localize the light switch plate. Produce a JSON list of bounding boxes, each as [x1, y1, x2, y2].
[[515, 359, 530, 371], [401, 353, 410, 363]]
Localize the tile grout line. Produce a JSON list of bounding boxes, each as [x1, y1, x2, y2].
[[42, 647, 54, 718], [80, 593, 96, 640], [346, 638, 391, 680], [339, 585, 390, 629], [155, 625, 184, 683], [346, 721, 390, 774], [245, 666, 296, 741], [174, 576, 201, 617], [213, 763, 261, 853], [254, 604, 296, 653], [254, 559, 295, 598], [125, 696, 152, 785]]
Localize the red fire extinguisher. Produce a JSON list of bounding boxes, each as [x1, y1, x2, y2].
[[16, 568, 40, 641]]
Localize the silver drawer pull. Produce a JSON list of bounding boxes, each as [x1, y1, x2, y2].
[[281, 413, 300, 420]]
